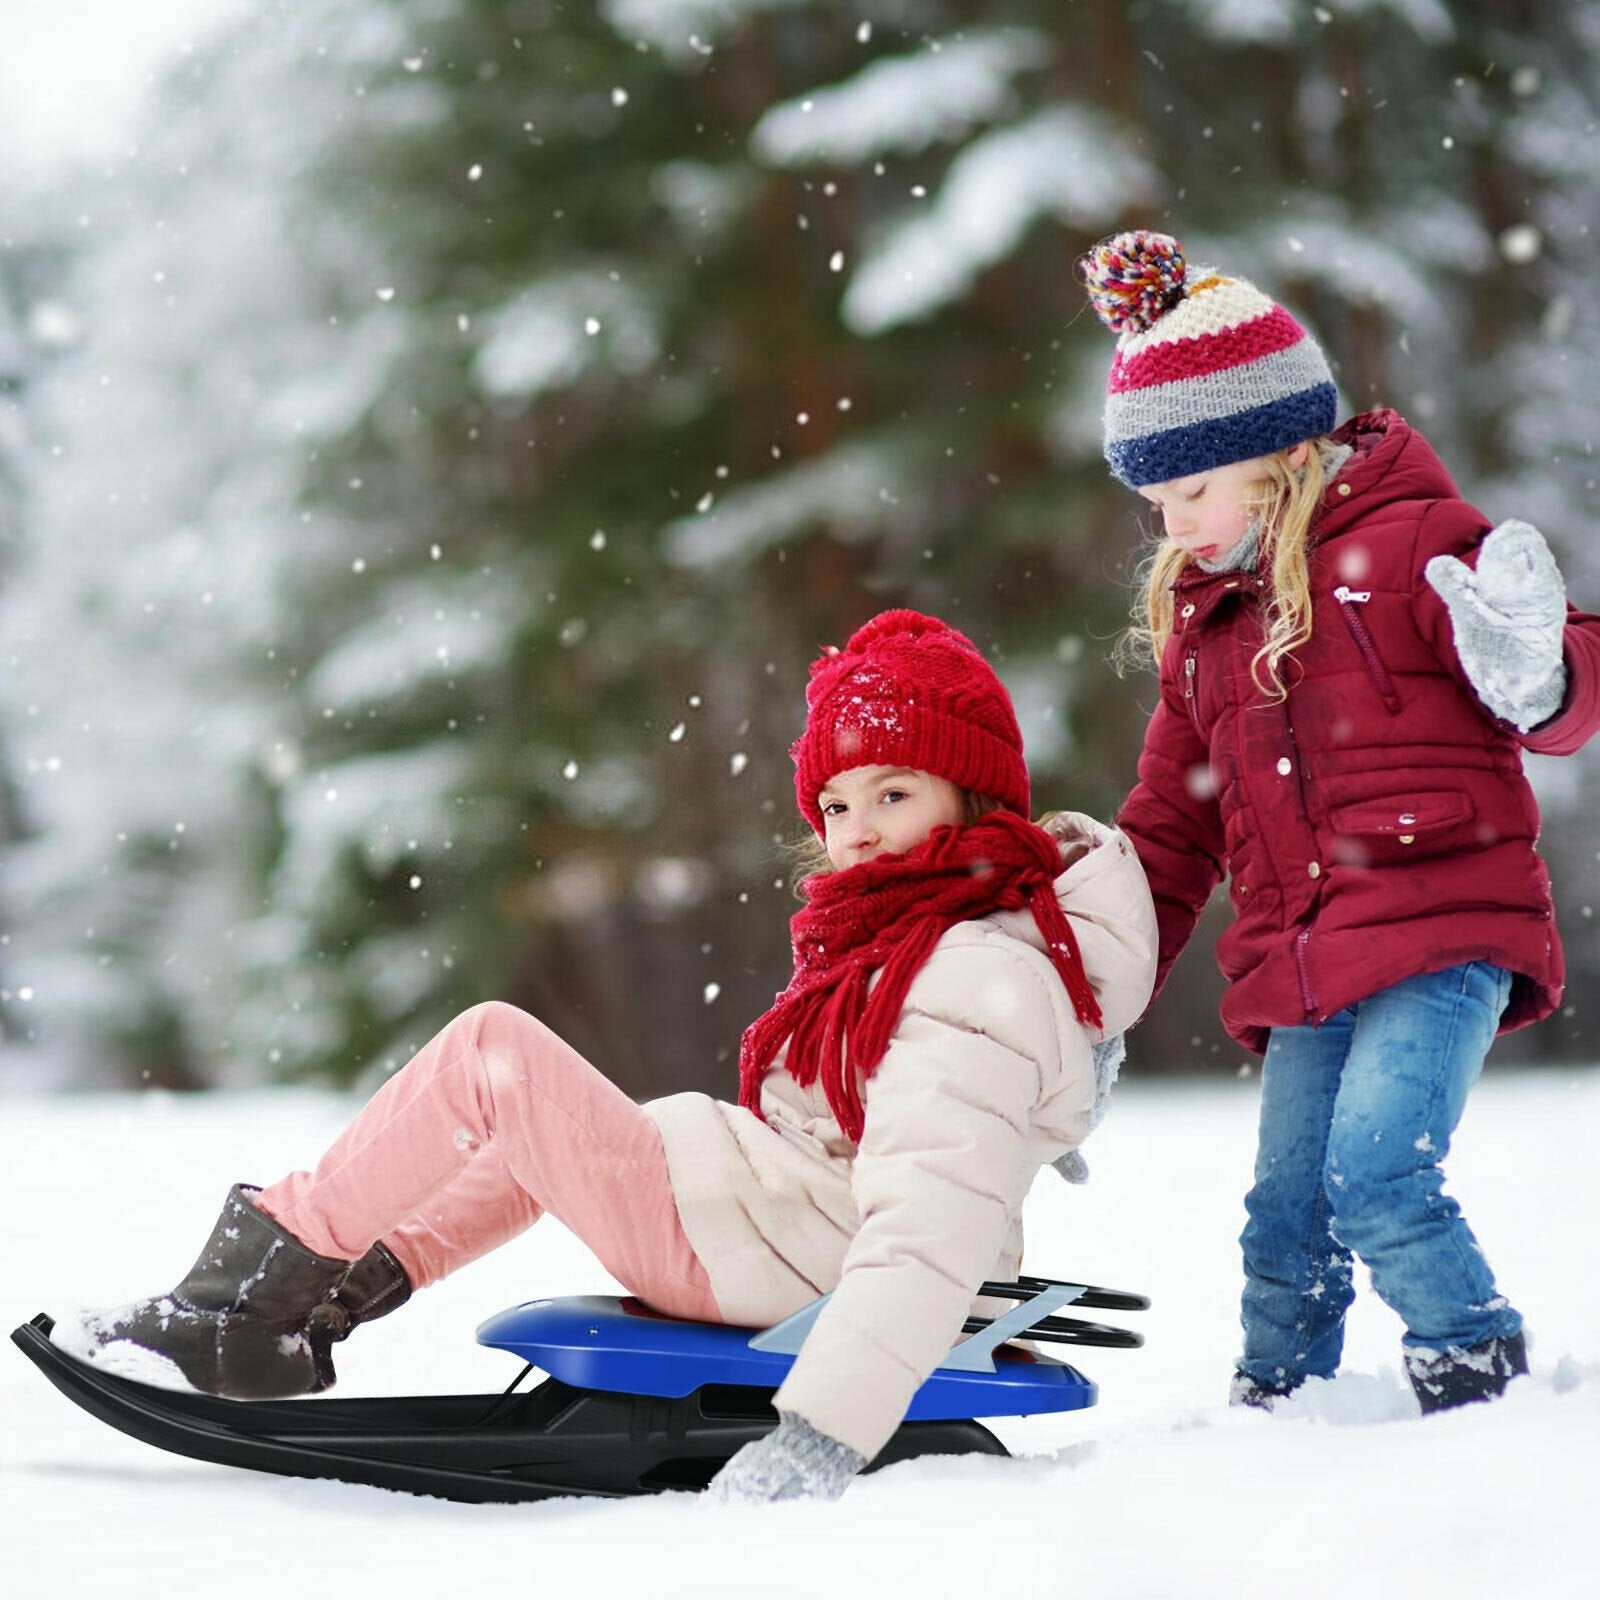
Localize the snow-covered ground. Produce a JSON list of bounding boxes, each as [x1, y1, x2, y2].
[[4, 1067, 1596, 1600]]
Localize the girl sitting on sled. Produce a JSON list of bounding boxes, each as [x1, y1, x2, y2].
[[53, 608, 1157, 1502]]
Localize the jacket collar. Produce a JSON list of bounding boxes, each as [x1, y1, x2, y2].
[[1171, 563, 1261, 632]]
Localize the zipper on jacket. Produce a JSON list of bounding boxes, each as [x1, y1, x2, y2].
[[1333, 586, 1402, 715], [1183, 649, 1203, 734], [1293, 928, 1319, 1018]]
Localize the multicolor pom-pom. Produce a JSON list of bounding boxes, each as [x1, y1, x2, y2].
[[1082, 230, 1187, 335]]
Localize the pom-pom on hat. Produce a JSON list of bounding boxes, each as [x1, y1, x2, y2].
[[791, 609, 1029, 833], [1082, 229, 1338, 488]]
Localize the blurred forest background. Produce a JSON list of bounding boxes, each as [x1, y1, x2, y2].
[[0, 0, 1595, 1096]]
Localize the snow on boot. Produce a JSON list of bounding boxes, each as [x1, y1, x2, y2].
[[1228, 1371, 1300, 1412], [1404, 1331, 1528, 1414], [50, 1183, 352, 1399], [308, 1240, 412, 1344]]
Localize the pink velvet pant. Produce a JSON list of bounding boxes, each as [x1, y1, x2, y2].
[[256, 1001, 720, 1322]]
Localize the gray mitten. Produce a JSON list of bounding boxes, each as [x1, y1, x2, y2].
[[705, 1410, 865, 1504], [1424, 519, 1568, 732], [1052, 1032, 1126, 1184]]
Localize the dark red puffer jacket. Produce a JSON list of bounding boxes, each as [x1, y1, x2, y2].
[[1117, 409, 1600, 1054]]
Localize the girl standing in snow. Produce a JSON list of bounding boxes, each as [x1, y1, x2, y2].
[[53, 609, 1157, 1501], [1079, 229, 1600, 1413]]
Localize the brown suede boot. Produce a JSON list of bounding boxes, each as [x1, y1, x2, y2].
[[309, 1239, 412, 1346], [51, 1184, 353, 1399]]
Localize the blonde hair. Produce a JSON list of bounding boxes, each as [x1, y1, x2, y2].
[[1121, 436, 1341, 701]]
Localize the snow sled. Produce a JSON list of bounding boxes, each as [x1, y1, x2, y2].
[[11, 1273, 1147, 1504]]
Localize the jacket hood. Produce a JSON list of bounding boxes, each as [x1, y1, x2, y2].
[[1313, 409, 1464, 545], [981, 811, 1158, 1038]]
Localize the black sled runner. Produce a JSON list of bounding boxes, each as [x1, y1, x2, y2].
[[12, 1274, 1146, 1503]]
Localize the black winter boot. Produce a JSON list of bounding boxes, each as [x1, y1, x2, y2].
[[1404, 1331, 1528, 1414], [1228, 1370, 1301, 1411], [309, 1239, 412, 1344], [51, 1184, 353, 1399]]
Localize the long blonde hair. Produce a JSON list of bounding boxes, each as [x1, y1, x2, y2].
[[1122, 436, 1341, 700]]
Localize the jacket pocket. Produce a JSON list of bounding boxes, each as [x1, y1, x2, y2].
[[1327, 791, 1475, 867]]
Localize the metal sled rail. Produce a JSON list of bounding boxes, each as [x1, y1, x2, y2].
[[963, 1278, 1151, 1350]]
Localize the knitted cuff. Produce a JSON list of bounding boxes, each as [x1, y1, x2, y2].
[[1496, 662, 1568, 733], [705, 1410, 866, 1504]]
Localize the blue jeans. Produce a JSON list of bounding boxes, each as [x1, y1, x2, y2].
[[1237, 962, 1521, 1389]]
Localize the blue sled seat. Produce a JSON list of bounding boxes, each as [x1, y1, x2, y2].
[[477, 1279, 1135, 1421]]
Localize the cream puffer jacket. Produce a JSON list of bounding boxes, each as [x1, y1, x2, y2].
[[643, 811, 1158, 1461]]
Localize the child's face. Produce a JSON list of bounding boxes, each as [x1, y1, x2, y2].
[[1138, 454, 1274, 563], [816, 765, 967, 871]]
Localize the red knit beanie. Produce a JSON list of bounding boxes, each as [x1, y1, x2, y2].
[[791, 610, 1030, 832]]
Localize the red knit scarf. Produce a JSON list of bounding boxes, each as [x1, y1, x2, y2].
[[738, 811, 1104, 1142]]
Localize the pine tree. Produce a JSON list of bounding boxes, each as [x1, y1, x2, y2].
[[1, 0, 1592, 1087]]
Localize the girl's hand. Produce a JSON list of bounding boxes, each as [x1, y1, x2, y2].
[[1052, 1032, 1127, 1184], [704, 1410, 865, 1504], [1424, 519, 1568, 732]]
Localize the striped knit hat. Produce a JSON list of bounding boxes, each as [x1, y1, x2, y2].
[[1083, 230, 1337, 488], [792, 610, 1029, 833]]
